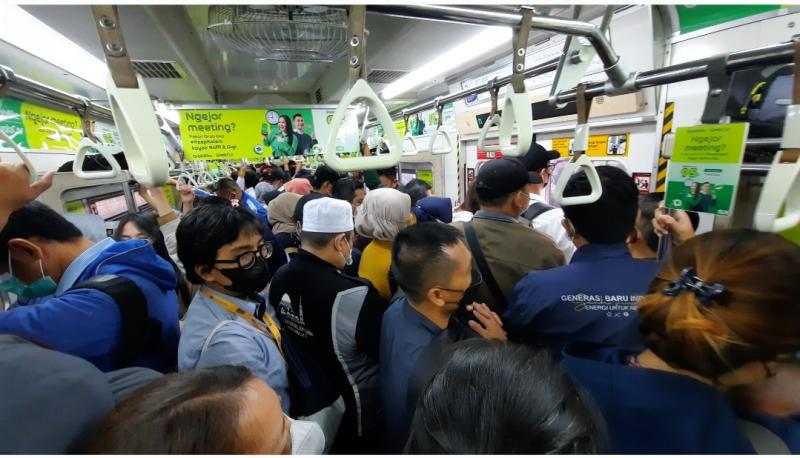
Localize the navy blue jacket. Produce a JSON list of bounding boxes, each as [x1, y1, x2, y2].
[[504, 244, 659, 356], [562, 342, 800, 453]]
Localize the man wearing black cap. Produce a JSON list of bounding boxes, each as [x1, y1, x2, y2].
[[451, 157, 564, 315], [294, 165, 342, 224], [521, 142, 576, 261]]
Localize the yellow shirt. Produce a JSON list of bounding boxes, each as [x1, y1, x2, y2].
[[358, 240, 393, 300]]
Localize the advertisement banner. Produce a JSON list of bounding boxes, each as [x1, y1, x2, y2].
[[0, 96, 120, 152], [178, 107, 360, 161], [664, 123, 748, 216], [550, 133, 630, 157]]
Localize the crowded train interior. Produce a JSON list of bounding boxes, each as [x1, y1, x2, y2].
[[1, 2, 800, 455]]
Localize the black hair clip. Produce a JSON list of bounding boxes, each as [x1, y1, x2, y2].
[[662, 267, 725, 306]]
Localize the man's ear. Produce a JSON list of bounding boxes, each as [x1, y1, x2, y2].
[[426, 287, 445, 308], [195, 264, 218, 284], [8, 239, 43, 263]]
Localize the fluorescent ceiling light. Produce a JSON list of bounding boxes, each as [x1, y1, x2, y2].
[[381, 26, 512, 100], [0, 5, 107, 88]]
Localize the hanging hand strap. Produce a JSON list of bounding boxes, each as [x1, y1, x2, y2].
[[74, 96, 100, 143], [488, 77, 500, 116], [574, 83, 593, 156], [435, 98, 444, 128], [700, 55, 732, 125], [91, 5, 138, 89], [510, 8, 533, 94], [347, 5, 367, 84]]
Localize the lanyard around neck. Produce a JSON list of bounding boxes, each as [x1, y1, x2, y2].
[[201, 289, 283, 356]]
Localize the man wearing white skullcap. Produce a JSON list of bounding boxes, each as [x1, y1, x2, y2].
[[269, 197, 388, 453]]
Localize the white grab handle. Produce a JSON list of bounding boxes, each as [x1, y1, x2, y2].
[[0, 129, 37, 184], [498, 91, 533, 157], [106, 73, 169, 187], [198, 170, 216, 187], [72, 137, 122, 180], [553, 154, 603, 206], [478, 114, 500, 152], [754, 149, 800, 233], [402, 132, 419, 156], [427, 127, 454, 155], [323, 79, 402, 172], [177, 172, 199, 188]]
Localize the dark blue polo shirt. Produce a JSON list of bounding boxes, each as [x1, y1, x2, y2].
[[504, 243, 659, 356], [379, 297, 445, 453]]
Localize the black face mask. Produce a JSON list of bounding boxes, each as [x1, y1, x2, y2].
[[218, 257, 271, 295]]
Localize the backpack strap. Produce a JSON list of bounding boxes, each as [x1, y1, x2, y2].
[[463, 222, 507, 310], [523, 201, 556, 223], [71, 274, 161, 368]]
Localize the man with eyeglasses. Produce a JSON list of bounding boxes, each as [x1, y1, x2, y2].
[[521, 142, 576, 262], [380, 223, 507, 453], [269, 197, 388, 453], [176, 202, 290, 413]]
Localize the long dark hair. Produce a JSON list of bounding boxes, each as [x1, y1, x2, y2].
[[113, 212, 192, 315], [278, 114, 294, 146], [406, 340, 605, 454]]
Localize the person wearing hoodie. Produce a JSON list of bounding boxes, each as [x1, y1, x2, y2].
[[0, 201, 181, 373], [412, 196, 453, 224]]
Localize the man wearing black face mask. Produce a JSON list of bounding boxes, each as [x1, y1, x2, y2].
[[269, 197, 388, 453], [380, 223, 507, 453], [176, 204, 290, 414]]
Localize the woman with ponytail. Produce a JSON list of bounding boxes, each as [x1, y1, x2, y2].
[[561, 229, 800, 454]]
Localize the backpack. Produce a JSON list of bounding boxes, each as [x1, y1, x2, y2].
[[70, 275, 162, 369], [729, 64, 794, 138], [521, 201, 556, 225]]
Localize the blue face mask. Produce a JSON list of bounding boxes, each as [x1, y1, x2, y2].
[[0, 253, 58, 301]]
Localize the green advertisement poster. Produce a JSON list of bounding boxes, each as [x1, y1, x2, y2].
[[0, 96, 120, 152], [665, 123, 748, 216], [178, 107, 360, 161]]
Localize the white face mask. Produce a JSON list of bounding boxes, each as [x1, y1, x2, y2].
[[338, 237, 353, 267], [290, 418, 325, 454]]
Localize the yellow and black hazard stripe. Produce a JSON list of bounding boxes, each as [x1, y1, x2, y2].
[[656, 102, 675, 192]]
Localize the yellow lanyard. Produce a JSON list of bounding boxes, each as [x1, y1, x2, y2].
[[201, 290, 283, 356]]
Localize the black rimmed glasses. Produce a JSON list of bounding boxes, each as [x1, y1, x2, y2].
[[213, 242, 273, 269], [435, 268, 484, 295]]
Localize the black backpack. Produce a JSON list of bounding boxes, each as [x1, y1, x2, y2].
[[70, 275, 162, 369], [521, 201, 556, 224], [728, 64, 794, 138]]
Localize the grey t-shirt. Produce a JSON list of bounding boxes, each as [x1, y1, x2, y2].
[[0, 335, 161, 453]]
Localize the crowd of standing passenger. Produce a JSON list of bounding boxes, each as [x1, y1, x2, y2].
[[0, 137, 799, 454]]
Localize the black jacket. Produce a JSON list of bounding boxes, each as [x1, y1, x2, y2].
[[269, 250, 388, 452]]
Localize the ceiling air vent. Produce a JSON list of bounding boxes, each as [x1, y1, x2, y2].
[[367, 69, 408, 85], [131, 60, 185, 79]]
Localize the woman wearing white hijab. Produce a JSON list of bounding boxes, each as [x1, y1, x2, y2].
[[355, 188, 412, 300]]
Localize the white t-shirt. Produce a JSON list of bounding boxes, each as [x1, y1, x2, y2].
[[528, 193, 576, 262]]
